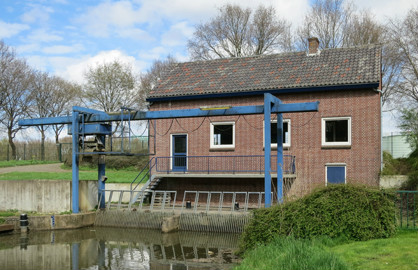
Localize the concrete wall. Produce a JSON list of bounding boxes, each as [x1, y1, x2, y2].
[[380, 175, 408, 189], [0, 180, 98, 213], [5, 212, 96, 231]]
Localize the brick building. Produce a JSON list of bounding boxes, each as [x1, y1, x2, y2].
[[147, 38, 382, 200]]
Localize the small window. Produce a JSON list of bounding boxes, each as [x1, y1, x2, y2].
[[326, 164, 346, 185], [322, 117, 351, 147], [270, 120, 290, 148], [210, 122, 235, 149]]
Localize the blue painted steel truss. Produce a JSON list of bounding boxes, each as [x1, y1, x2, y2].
[[19, 93, 318, 212]]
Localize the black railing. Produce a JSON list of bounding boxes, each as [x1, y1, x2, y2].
[[155, 155, 296, 175]]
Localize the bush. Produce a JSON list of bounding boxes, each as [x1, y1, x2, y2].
[[381, 151, 411, 175], [64, 155, 149, 170], [239, 185, 397, 253], [235, 237, 347, 270]]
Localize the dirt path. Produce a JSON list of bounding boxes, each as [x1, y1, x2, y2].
[[0, 163, 70, 174]]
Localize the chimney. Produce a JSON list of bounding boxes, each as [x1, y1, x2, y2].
[[308, 37, 320, 55]]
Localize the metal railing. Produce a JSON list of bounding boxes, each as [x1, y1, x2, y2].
[[98, 190, 270, 213], [396, 191, 417, 229], [154, 154, 296, 174]]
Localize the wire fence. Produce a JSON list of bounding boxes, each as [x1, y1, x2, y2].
[[0, 141, 71, 161]]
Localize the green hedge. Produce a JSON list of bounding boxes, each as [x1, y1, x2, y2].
[[239, 185, 397, 253]]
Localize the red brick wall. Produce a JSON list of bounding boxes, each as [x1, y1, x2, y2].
[[149, 89, 381, 197]]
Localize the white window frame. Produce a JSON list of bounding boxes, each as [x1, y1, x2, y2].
[[325, 163, 346, 186], [210, 121, 235, 150], [321, 117, 351, 147], [264, 119, 291, 149]]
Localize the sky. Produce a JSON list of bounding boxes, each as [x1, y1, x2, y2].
[[0, 0, 416, 138]]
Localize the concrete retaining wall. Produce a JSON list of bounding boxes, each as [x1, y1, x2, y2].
[[5, 212, 96, 231], [380, 175, 408, 189], [0, 180, 98, 213]]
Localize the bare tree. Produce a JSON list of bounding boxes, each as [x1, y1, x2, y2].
[[139, 55, 177, 108], [49, 77, 81, 146], [387, 8, 418, 105], [0, 40, 16, 109], [0, 57, 34, 160], [296, 0, 354, 50], [30, 71, 81, 160], [83, 60, 139, 113], [296, 0, 401, 106], [188, 4, 292, 60]]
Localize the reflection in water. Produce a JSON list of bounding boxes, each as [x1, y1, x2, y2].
[[0, 227, 240, 270]]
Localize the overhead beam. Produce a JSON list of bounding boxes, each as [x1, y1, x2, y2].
[[19, 102, 319, 127]]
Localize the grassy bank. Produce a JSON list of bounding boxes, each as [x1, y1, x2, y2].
[[0, 160, 58, 168], [0, 170, 145, 183], [235, 230, 418, 270], [333, 230, 418, 270]]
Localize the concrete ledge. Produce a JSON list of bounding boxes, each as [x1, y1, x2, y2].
[[5, 212, 96, 231], [380, 175, 408, 189], [0, 224, 14, 233]]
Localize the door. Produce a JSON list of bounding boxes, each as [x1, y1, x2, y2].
[[172, 135, 187, 171]]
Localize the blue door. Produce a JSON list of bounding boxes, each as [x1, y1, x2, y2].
[[172, 135, 187, 171], [326, 165, 346, 184]]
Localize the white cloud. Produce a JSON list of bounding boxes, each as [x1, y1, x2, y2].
[[58, 50, 148, 83], [161, 21, 194, 47], [118, 28, 154, 41], [351, 0, 415, 23], [21, 5, 54, 24], [76, 1, 143, 38], [0, 21, 29, 38], [27, 28, 63, 43], [41, 44, 85, 55]]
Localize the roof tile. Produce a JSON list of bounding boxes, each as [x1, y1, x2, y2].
[[149, 45, 381, 99]]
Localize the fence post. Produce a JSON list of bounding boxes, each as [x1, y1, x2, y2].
[[23, 144, 26, 160], [6, 144, 9, 161]]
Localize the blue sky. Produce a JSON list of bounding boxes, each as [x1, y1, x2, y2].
[[0, 0, 416, 136]]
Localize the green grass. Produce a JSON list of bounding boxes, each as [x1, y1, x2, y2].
[[235, 237, 347, 270], [0, 160, 59, 168], [0, 170, 146, 183], [332, 230, 418, 270], [235, 231, 418, 270]]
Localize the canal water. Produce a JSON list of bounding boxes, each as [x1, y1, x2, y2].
[[0, 227, 241, 270]]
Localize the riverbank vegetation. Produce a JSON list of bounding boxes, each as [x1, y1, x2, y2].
[[236, 185, 415, 270]]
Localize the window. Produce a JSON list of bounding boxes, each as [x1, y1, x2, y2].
[[322, 117, 351, 147], [326, 164, 346, 185], [270, 119, 291, 148], [210, 122, 235, 149]]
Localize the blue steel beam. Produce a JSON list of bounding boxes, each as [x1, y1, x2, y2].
[[19, 103, 319, 126], [19, 100, 319, 211]]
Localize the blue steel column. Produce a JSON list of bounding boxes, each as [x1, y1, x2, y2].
[[71, 242, 80, 270], [71, 111, 80, 213], [276, 112, 284, 203], [98, 135, 106, 209], [264, 94, 272, 207]]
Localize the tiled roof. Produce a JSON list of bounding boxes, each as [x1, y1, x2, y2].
[[149, 44, 381, 99]]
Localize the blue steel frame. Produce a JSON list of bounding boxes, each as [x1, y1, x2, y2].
[[19, 93, 318, 212]]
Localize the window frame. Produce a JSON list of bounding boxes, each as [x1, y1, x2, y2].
[[267, 119, 291, 149], [325, 163, 346, 186], [210, 121, 235, 150], [321, 116, 351, 147]]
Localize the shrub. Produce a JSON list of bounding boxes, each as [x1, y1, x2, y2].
[[239, 185, 397, 253], [64, 155, 149, 170], [235, 237, 347, 270]]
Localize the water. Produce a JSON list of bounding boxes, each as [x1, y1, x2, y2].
[[0, 227, 241, 270]]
